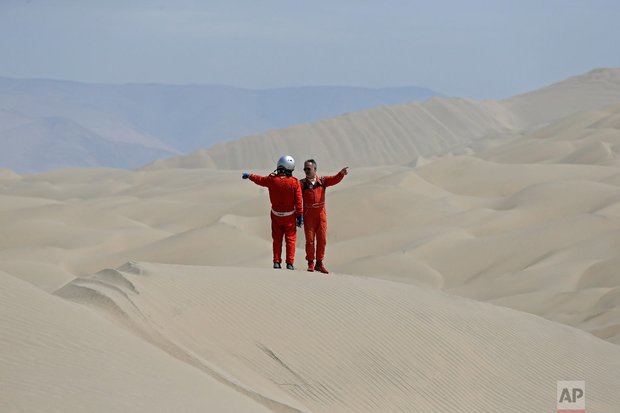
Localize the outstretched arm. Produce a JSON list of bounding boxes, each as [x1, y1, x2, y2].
[[323, 167, 349, 187], [248, 174, 271, 187]]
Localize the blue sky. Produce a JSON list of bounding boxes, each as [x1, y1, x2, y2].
[[1, 0, 619, 99]]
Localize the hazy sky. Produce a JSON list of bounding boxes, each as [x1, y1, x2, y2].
[[1, 0, 619, 99]]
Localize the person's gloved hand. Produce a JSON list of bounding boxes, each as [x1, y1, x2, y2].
[[296, 215, 303, 227], [242, 173, 250, 179]]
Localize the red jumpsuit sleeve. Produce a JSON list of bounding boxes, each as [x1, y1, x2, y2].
[[249, 174, 271, 187], [294, 179, 303, 216], [322, 173, 345, 187]]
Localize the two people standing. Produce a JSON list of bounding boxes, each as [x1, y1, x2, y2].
[[243, 155, 348, 273]]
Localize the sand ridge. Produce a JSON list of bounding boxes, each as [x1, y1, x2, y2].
[[143, 68, 620, 172]]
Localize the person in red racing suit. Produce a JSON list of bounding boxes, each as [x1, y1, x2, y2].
[[243, 155, 303, 270], [299, 159, 348, 273]]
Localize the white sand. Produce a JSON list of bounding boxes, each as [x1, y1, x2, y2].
[[2, 70, 620, 411]]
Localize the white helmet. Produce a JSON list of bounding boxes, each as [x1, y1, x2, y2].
[[277, 155, 295, 172]]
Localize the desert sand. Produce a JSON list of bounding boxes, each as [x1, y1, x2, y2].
[[2, 69, 620, 412]]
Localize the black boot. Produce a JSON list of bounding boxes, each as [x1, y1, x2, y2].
[[273, 262, 282, 269], [315, 261, 329, 274], [286, 263, 295, 270]]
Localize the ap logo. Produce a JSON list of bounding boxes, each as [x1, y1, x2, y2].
[[557, 381, 585, 413]]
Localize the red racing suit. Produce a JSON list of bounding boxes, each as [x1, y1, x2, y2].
[[249, 173, 303, 264], [299, 173, 344, 262]]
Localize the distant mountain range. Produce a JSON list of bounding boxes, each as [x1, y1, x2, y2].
[[0, 77, 444, 172]]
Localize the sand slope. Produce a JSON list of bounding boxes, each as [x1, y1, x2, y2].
[[503, 68, 620, 130], [142, 97, 519, 171], [143, 68, 620, 171], [54, 262, 620, 413], [0, 271, 276, 413], [481, 101, 620, 166]]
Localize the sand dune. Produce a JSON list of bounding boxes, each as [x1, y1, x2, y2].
[[3, 102, 620, 343], [53, 262, 620, 412], [503, 68, 620, 130], [481, 101, 620, 166], [143, 97, 518, 171], [143, 68, 620, 171]]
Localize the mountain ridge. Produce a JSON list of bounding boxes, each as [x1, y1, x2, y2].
[[0, 77, 443, 172]]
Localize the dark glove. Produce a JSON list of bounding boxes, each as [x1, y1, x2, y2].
[[296, 215, 303, 227], [242, 173, 250, 179]]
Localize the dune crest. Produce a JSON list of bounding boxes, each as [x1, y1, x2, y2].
[[503, 68, 620, 129], [481, 101, 620, 166], [142, 97, 519, 171], [142, 68, 620, 171]]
